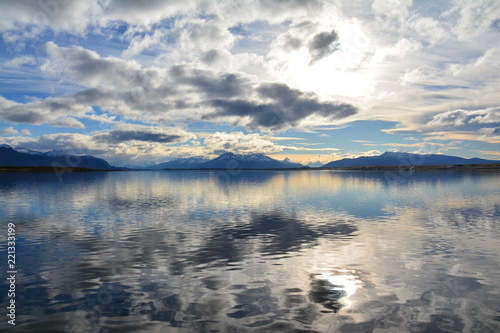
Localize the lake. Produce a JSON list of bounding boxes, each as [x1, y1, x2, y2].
[[1, 170, 499, 332]]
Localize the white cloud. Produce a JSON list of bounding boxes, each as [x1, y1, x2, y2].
[[1, 126, 18, 135], [409, 17, 449, 46], [4, 55, 36, 67], [204, 131, 283, 155], [0, 126, 31, 136], [80, 113, 117, 124], [0, 0, 103, 34], [427, 107, 500, 128], [177, 19, 236, 54], [372, 0, 413, 25], [121, 28, 167, 58], [103, 0, 201, 26], [451, 0, 500, 41]]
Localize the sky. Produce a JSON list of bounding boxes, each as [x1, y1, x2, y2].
[[0, 0, 499, 167]]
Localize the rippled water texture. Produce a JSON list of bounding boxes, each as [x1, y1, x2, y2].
[[1, 170, 499, 332]]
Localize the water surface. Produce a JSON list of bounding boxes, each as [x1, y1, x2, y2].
[[1, 170, 499, 332]]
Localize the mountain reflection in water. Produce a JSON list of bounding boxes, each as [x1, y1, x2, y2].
[[0, 170, 499, 332]]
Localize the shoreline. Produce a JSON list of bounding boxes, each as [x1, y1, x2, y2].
[[2, 163, 500, 173]]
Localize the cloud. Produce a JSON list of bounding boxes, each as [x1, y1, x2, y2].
[[177, 20, 235, 55], [1, 126, 18, 135], [384, 106, 500, 145], [3, 133, 98, 153], [0, 0, 102, 33], [479, 127, 500, 140], [308, 29, 339, 64], [44, 42, 144, 89], [475, 150, 500, 158], [377, 142, 450, 148], [207, 83, 357, 130], [169, 65, 247, 99], [452, 1, 500, 41], [371, 0, 413, 23], [469, 107, 500, 124], [94, 124, 197, 144], [204, 131, 283, 154], [427, 107, 500, 128], [202, 131, 340, 155], [409, 17, 448, 46], [427, 110, 471, 127], [0, 96, 91, 125], [121, 28, 167, 58], [80, 113, 117, 124], [49, 117, 85, 129], [4, 55, 36, 67], [40, 43, 357, 131], [104, 0, 200, 26]]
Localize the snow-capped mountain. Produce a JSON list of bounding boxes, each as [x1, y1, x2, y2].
[[280, 158, 304, 168], [322, 151, 500, 168], [149, 156, 210, 169], [306, 161, 324, 168], [197, 152, 305, 169], [0, 145, 117, 169], [40, 149, 73, 157]]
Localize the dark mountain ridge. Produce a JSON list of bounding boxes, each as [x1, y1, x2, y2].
[[322, 151, 500, 168], [0, 145, 117, 170]]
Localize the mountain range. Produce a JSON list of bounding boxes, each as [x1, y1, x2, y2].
[[149, 152, 305, 169], [196, 152, 305, 169], [1, 145, 498, 170], [321, 151, 500, 168], [0, 145, 117, 170], [148, 156, 210, 169]]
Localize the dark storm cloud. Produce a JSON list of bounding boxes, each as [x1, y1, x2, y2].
[[205, 83, 357, 130], [169, 65, 246, 98], [2, 110, 47, 124], [96, 132, 181, 143], [308, 29, 339, 64], [207, 99, 286, 129], [74, 88, 114, 104], [94, 126, 195, 144]]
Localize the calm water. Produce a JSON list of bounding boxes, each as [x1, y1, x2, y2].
[[1, 170, 499, 333]]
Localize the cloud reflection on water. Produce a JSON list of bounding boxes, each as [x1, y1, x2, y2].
[[0, 170, 499, 332]]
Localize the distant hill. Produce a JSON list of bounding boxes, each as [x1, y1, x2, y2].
[[149, 156, 209, 169], [322, 151, 500, 168], [197, 152, 305, 169], [0, 145, 117, 170]]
